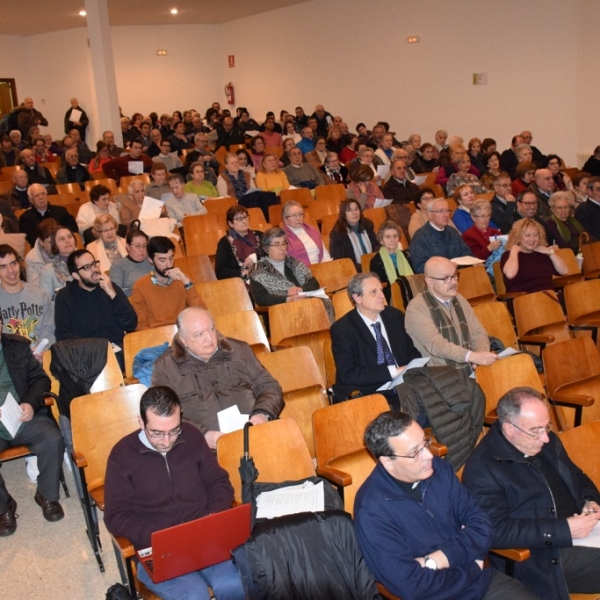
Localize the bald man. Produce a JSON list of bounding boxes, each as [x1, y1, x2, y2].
[[405, 257, 497, 374], [527, 168, 555, 218]]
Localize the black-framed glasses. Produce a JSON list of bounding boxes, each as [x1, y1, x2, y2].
[[76, 260, 100, 272], [145, 425, 182, 440], [270, 241, 289, 248], [428, 272, 460, 284], [387, 437, 431, 460], [507, 421, 551, 439]]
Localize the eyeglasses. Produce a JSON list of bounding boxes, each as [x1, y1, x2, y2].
[[387, 437, 431, 460], [270, 242, 289, 249], [284, 213, 304, 219], [507, 421, 551, 439], [519, 201, 538, 206], [145, 425, 182, 440], [100, 227, 116, 234], [429, 209, 451, 214], [428, 272, 460, 284], [76, 260, 100, 272], [233, 215, 249, 222], [472, 214, 491, 219], [129, 243, 148, 249]]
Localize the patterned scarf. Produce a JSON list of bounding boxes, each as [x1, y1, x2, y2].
[[550, 214, 584, 243], [226, 170, 248, 199], [422, 289, 472, 371], [51, 255, 72, 286]]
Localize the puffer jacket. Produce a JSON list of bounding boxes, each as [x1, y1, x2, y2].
[[152, 333, 283, 433], [396, 366, 484, 469]]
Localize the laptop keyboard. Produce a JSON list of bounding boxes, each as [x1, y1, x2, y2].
[[145, 559, 154, 573]]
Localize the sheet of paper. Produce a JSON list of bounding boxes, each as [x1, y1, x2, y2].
[[139, 196, 165, 220], [573, 521, 600, 548], [244, 130, 260, 138], [377, 165, 390, 180], [450, 256, 485, 266], [69, 108, 82, 122], [256, 481, 325, 519], [378, 357, 431, 390], [498, 347, 520, 358], [373, 198, 392, 208], [128, 161, 144, 175], [1, 392, 23, 438], [489, 235, 508, 243], [412, 175, 427, 186], [217, 405, 249, 434], [298, 287, 328, 300]]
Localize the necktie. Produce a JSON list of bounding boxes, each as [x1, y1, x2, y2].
[[372, 322, 396, 366], [443, 300, 452, 311]]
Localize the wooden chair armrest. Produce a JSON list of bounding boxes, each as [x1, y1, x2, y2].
[[42, 391, 58, 407], [73, 450, 88, 469], [112, 534, 136, 559], [489, 547, 531, 562], [271, 343, 293, 351], [123, 376, 139, 385], [316, 466, 352, 487], [518, 334, 555, 345], [549, 393, 595, 408], [430, 441, 447, 457]]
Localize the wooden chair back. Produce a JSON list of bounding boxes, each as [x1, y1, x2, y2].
[[320, 214, 339, 239], [493, 261, 507, 295], [269, 298, 331, 382], [200, 277, 253, 317], [472, 301, 518, 350], [332, 289, 354, 320], [203, 197, 237, 226], [457, 265, 496, 306], [323, 338, 336, 390], [280, 188, 312, 207], [84, 178, 118, 196], [41, 161, 61, 177], [71, 384, 146, 504], [1, 165, 21, 175], [312, 394, 390, 513], [258, 346, 328, 457], [182, 213, 221, 234], [184, 228, 225, 265], [310, 258, 357, 295], [0, 180, 13, 195], [476, 353, 544, 424], [51, 192, 78, 206], [315, 184, 346, 203], [543, 337, 600, 429], [552, 247, 583, 288], [581, 239, 600, 279], [216, 418, 315, 505], [264, 146, 283, 158], [564, 279, 600, 330], [363, 207, 387, 234], [214, 310, 270, 354], [123, 325, 177, 383], [474, 192, 494, 202], [309, 197, 343, 226], [56, 183, 89, 202], [247, 207, 267, 230], [559, 422, 600, 490], [360, 252, 377, 275], [173, 254, 216, 284], [513, 290, 571, 347], [118, 174, 150, 191]]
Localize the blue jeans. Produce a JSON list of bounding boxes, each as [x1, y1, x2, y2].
[[136, 558, 245, 600]]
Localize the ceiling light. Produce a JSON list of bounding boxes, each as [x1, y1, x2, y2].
[[170, 8, 178, 15], [79, 10, 87, 16]]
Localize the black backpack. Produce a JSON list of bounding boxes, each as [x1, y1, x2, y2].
[[105, 583, 132, 600]]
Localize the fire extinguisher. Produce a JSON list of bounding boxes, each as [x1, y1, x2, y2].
[[225, 82, 235, 105]]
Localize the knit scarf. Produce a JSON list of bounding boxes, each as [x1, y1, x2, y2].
[[550, 214, 584, 243], [422, 289, 471, 371], [378, 247, 413, 285], [251, 256, 313, 297], [51, 255, 72, 286], [226, 170, 248, 199]]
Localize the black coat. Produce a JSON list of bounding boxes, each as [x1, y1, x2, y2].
[[331, 306, 420, 401], [19, 203, 78, 246], [329, 220, 379, 272]]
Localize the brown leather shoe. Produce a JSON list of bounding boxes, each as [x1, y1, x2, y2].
[[0, 496, 17, 536], [34, 491, 64, 522]]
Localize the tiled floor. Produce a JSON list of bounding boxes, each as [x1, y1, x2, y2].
[[0, 457, 122, 599]]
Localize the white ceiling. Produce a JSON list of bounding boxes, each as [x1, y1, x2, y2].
[[1, 0, 311, 36]]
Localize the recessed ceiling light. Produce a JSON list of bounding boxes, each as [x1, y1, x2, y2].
[[170, 8, 178, 15], [79, 10, 87, 16]]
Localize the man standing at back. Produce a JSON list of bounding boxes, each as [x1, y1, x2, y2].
[[104, 386, 245, 600]]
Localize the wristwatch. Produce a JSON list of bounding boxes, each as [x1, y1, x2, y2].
[[424, 555, 438, 570]]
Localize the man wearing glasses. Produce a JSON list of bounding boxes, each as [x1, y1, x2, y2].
[[463, 388, 600, 599], [408, 198, 473, 273], [105, 386, 245, 600], [355, 411, 537, 599], [575, 176, 600, 240], [405, 256, 496, 373], [54, 249, 137, 368]]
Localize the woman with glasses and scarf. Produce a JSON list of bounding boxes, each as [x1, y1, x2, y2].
[[216, 153, 257, 200]]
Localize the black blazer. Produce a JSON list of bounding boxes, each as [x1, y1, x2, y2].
[[329, 220, 379, 272], [330, 306, 421, 401]]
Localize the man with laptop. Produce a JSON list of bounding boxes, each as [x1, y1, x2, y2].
[[104, 386, 246, 600]]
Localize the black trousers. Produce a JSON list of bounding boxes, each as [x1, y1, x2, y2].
[[0, 411, 64, 510], [483, 569, 540, 600]]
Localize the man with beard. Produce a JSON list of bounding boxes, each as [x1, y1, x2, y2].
[[130, 236, 205, 330], [54, 249, 137, 369]]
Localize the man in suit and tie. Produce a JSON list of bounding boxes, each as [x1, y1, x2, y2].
[[330, 273, 421, 411], [405, 257, 497, 374]]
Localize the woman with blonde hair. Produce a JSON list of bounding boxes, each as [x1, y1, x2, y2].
[[86, 214, 127, 272], [255, 153, 289, 195], [500, 218, 567, 294]]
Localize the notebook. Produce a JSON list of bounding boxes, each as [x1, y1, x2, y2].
[[136, 503, 251, 583]]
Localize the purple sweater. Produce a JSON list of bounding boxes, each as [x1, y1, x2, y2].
[[104, 422, 233, 549]]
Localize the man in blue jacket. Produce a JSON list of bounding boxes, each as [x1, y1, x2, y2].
[[355, 411, 538, 599], [463, 387, 600, 600]]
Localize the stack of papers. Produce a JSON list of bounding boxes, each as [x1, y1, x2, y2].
[[217, 405, 249, 433], [256, 481, 325, 519], [0, 393, 23, 439], [298, 287, 328, 300]]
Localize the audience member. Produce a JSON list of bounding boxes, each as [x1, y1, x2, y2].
[[102, 139, 153, 183], [108, 229, 153, 297], [39, 227, 76, 301], [527, 168, 555, 218], [25, 218, 58, 288], [184, 162, 219, 198], [284, 147, 325, 189], [347, 164, 384, 210], [76, 184, 121, 243], [281, 200, 331, 266], [491, 172, 518, 234], [216, 153, 257, 199], [146, 162, 170, 200], [546, 191, 584, 252], [255, 154, 290, 194], [164, 173, 207, 227], [575, 176, 600, 240], [462, 199, 502, 261]]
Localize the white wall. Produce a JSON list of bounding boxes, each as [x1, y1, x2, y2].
[[1, 0, 598, 164]]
